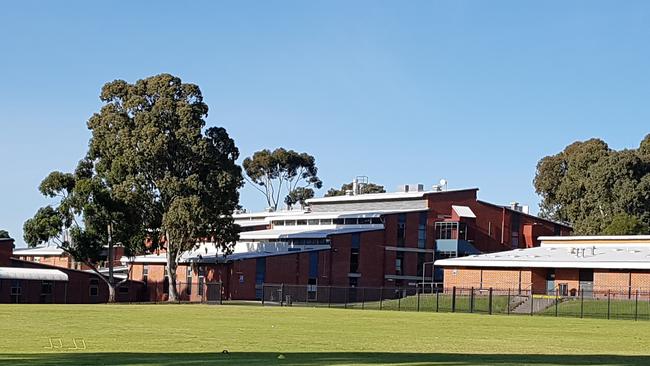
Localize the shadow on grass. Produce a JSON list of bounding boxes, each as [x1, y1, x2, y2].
[[0, 352, 649, 366]]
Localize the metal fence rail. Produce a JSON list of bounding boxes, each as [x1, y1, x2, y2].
[[260, 283, 650, 321]]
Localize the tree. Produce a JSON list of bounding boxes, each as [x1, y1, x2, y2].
[[23, 163, 146, 302], [85, 73, 243, 302], [0, 230, 9, 239], [325, 181, 386, 197], [603, 213, 649, 235], [243, 148, 322, 210], [284, 187, 314, 209], [534, 136, 650, 235]]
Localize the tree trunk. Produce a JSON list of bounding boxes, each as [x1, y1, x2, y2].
[[107, 223, 115, 303], [108, 284, 116, 303], [167, 238, 179, 302]]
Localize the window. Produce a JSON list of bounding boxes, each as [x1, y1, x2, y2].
[[274, 220, 285, 226], [285, 220, 296, 226], [344, 218, 358, 225], [371, 217, 383, 225], [307, 278, 317, 301], [307, 219, 319, 225], [358, 218, 371, 225], [89, 278, 99, 297], [397, 214, 406, 246], [142, 264, 149, 282], [10, 280, 21, 303], [255, 258, 266, 300], [297, 220, 307, 226], [319, 219, 333, 225], [435, 222, 461, 240], [511, 232, 519, 248], [186, 266, 193, 295], [395, 252, 404, 275], [333, 218, 344, 225], [349, 233, 360, 273], [418, 212, 427, 249], [40, 281, 53, 303], [33, 256, 41, 263], [198, 266, 205, 296]]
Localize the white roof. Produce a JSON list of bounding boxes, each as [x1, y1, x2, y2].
[[13, 246, 65, 256], [239, 226, 383, 240], [452, 205, 476, 218], [435, 244, 650, 270], [539, 235, 650, 242], [0, 267, 68, 281], [306, 188, 476, 204]]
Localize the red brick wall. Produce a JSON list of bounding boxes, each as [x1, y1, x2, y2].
[[0, 239, 14, 266], [443, 267, 532, 291]]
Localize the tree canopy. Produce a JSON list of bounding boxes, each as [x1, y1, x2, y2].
[[534, 135, 650, 235], [243, 148, 322, 210], [23, 160, 147, 302], [0, 230, 10, 239], [325, 181, 386, 197], [85, 73, 243, 301]]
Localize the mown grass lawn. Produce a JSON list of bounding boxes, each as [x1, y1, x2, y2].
[[1, 304, 650, 365]]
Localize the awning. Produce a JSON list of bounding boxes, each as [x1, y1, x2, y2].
[[0, 267, 69, 281], [452, 205, 476, 218]]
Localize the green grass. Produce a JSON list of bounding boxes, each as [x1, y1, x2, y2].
[[346, 294, 511, 314], [2, 304, 650, 365], [541, 297, 650, 320]]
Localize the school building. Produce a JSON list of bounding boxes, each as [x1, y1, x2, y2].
[[123, 184, 571, 301], [436, 235, 650, 297]]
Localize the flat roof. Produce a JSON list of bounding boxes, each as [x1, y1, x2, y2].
[[0, 267, 68, 281], [239, 226, 383, 240], [306, 188, 479, 204], [435, 244, 650, 270]]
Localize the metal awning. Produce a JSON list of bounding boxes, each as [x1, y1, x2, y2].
[[0, 267, 69, 281]]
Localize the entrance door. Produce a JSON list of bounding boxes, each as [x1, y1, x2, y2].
[[546, 269, 556, 295], [579, 269, 594, 298]]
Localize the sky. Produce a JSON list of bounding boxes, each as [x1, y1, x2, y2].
[[1, 1, 649, 247]]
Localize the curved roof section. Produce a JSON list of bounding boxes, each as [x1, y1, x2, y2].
[[0, 267, 68, 281]]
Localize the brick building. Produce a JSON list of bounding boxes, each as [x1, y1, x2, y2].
[[0, 238, 144, 303], [124, 185, 570, 301], [436, 235, 650, 297]]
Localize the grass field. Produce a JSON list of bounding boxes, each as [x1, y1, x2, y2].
[[1, 304, 650, 365]]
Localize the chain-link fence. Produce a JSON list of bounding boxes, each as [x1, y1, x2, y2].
[[259, 283, 650, 321], [143, 281, 223, 304]]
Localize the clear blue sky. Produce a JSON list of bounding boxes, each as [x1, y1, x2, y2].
[[1, 1, 649, 247]]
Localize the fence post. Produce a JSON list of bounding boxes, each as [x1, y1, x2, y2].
[[635, 289, 639, 321], [436, 287, 439, 312], [555, 289, 559, 317], [530, 291, 534, 316], [607, 290, 611, 320], [344, 287, 348, 309], [261, 284, 265, 306], [398, 288, 401, 311], [470, 287, 474, 313], [379, 287, 383, 311], [219, 282, 223, 305], [451, 286, 456, 313], [328, 286, 332, 308], [580, 289, 584, 319], [280, 284, 284, 307], [488, 288, 493, 315], [417, 287, 420, 312], [361, 287, 365, 310], [507, 289, 510, 315]]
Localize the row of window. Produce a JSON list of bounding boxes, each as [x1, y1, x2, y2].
[[273, 217, 383, 227]]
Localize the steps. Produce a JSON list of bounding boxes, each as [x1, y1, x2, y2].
[[511, 296, 557, 314]]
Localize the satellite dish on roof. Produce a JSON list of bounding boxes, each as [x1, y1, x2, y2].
[[439, 179, 448, 190]]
